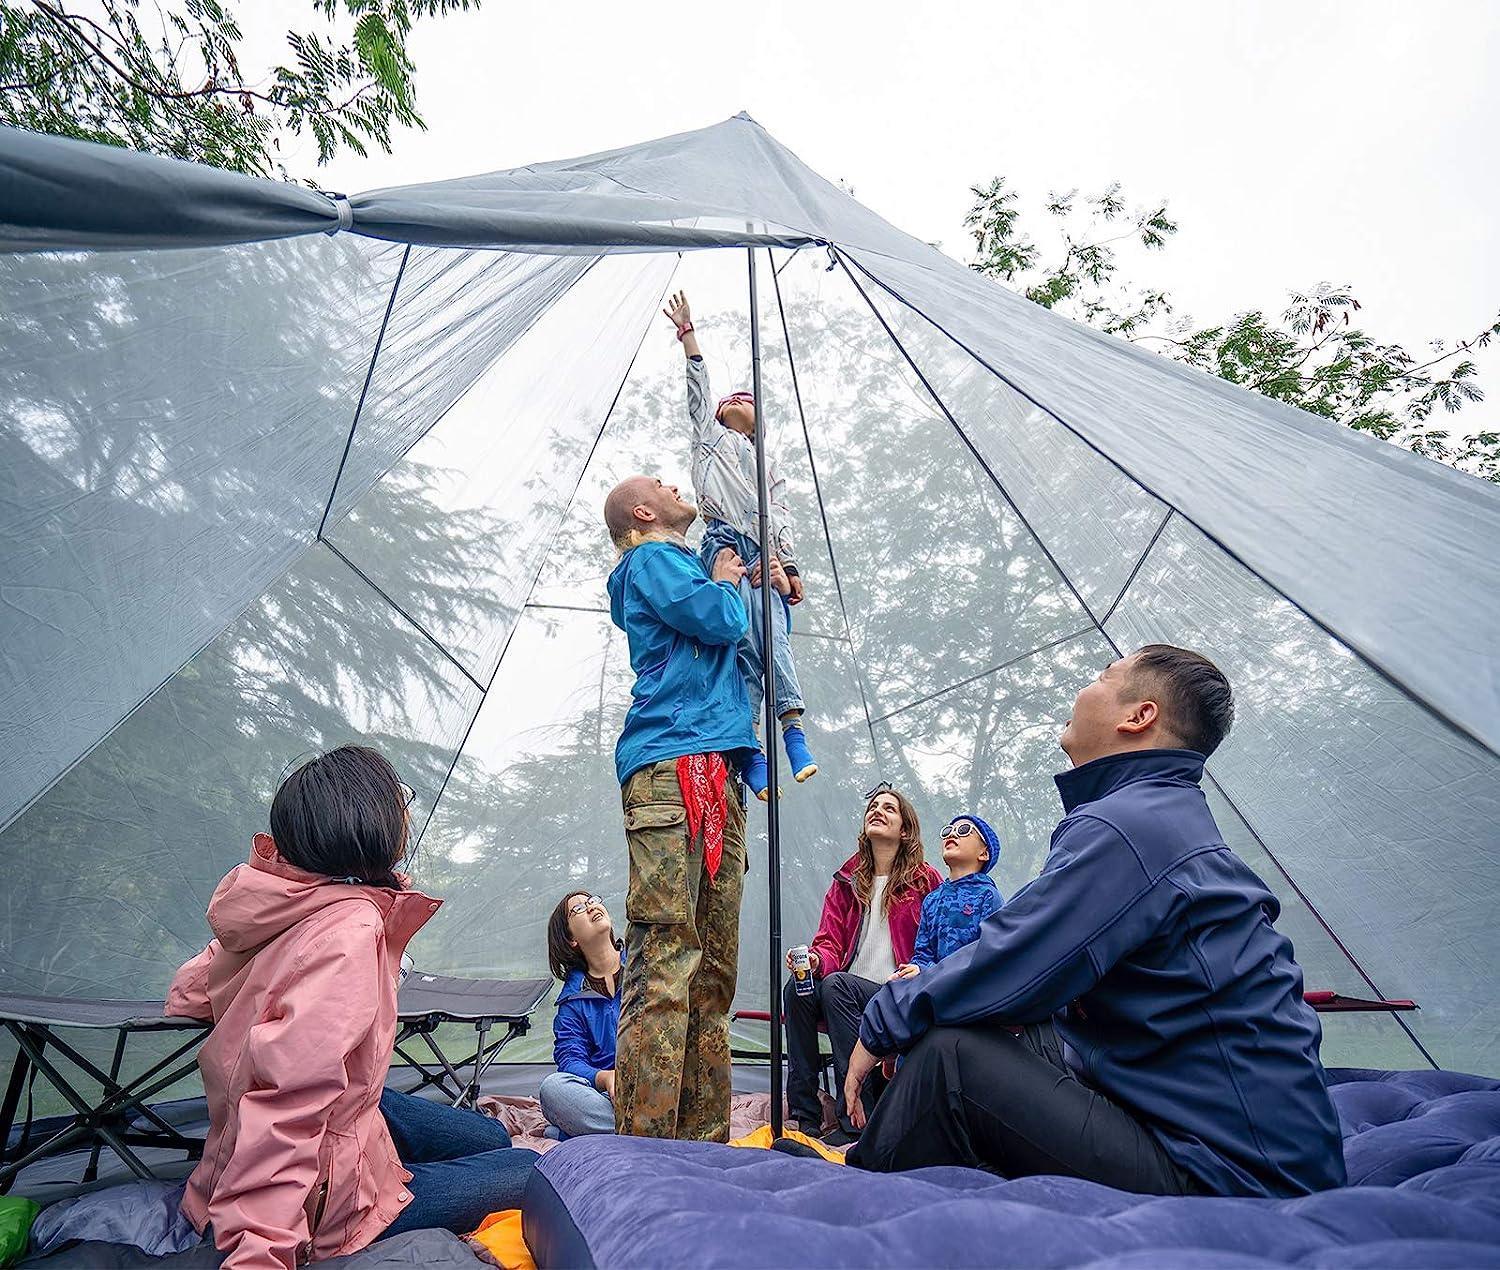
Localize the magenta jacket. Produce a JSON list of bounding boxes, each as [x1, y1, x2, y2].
[[808, 851, 943, 979]]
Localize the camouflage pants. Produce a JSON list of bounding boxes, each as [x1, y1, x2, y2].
[[614, 757, 745, 1142]]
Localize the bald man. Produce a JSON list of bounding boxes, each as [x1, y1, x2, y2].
[[603, 475, 758, 1142]]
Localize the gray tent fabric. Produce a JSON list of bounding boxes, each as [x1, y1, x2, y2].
[[0, 116, 1497, 1080]]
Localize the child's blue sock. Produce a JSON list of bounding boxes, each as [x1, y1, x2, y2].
[[781, 720, 818, 783], [742, 749, 771, 802]]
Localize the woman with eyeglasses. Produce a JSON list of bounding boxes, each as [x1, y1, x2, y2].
[[783, 784, 942, 1145], [539, 891, 625, 1138], [165, 745, 537, 1269]]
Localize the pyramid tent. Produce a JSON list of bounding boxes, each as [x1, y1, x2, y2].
[[1, 114, 1497, 1079]]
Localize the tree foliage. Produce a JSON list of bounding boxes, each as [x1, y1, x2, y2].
[[966, 177, 1500, 482], [0, 0, 478, 179]]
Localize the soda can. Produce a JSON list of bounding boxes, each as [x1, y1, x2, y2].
[[398, 952, 414, 987], [789, 944, 814, 997]]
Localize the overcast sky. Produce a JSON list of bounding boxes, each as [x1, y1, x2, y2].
[[293, 0, 1498, 426]]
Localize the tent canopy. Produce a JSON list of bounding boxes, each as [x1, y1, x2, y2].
[[1, 114, 1496, 1075]]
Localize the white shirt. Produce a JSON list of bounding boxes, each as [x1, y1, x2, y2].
[[685, 356, 797, 566], [846, 876, 897, 983]]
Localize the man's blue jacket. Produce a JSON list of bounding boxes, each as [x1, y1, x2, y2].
[[608, 537, 757, 784], [859, 748, 1346, 1198]]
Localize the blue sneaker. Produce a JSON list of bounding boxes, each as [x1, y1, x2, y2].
[[742, 749, 771, 802], [782, 725, 819, 783]]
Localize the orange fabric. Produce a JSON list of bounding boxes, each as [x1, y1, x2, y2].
[[470, 1210, 534, 1269], [729, 1124, 847, 1162]]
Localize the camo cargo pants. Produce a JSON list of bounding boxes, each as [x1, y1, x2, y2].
[[614, 756, 746, 1141]]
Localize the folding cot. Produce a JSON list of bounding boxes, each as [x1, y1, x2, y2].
[[1, 975, 551, 1191]]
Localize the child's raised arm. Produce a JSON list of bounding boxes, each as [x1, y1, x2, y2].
[[663, 289, 701, 360]]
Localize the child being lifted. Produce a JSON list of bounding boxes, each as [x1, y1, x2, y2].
[[664, 289, 816, 800]]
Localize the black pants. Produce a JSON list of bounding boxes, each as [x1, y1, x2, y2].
[[783, 971, 883, 1134], [847, 1021, 1202, 1195]]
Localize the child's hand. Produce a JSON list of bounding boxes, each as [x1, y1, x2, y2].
[[787, 573, 805, 606], [892, 963, 920, 980], [751, 555, 791, 596], [712, 548, 747, 586], [662, 290, 692, 330]]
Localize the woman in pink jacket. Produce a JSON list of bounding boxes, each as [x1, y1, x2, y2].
[[782, 784, 941, 1145], [167, 746, 536, 1270]]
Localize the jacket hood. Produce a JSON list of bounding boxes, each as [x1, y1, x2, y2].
[[607, 536, 693, 626], [947, 811, 1002, 874], [1054, 749, 1206, 815], [207, 833, 440, 956], [555, 946, 627, 1005]]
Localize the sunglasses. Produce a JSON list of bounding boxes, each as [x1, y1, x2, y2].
[[568, 895, 604, 918], [940, 822, 977, 840], [864, 780, 895, 802], [714, 391, 755, 422], [398, 782, 416, 809]]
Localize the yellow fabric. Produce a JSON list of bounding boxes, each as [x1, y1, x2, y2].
[[469, 1209, 534, 1270], [729, 1124, 848, 1163]]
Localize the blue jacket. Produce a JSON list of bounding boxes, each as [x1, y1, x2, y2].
[[553, 957, 625, 1083], [607, 538, 757, 784], [860, 749, 1345, 1198], [911, 872, 1003, 966]]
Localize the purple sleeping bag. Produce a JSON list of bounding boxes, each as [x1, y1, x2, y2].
[[523, 1069, 1500, 1268]]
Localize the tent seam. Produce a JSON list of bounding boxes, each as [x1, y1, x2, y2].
[[411, 253, 683, 851], [769, 250, 880, 761], [317, 246, 411, 541], [838, 246, 1498, 765]]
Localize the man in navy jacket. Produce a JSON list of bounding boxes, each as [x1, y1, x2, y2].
[[844, 645, 1345, 1197]]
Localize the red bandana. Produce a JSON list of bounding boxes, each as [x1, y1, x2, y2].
[[677, 752, 729, 880]]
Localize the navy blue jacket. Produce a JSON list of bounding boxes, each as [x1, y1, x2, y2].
[[607, 538, 757, 784], [552, 955, 625, 1084], [860, 749, 1345, 1198], [911, 873, 1003, 966]]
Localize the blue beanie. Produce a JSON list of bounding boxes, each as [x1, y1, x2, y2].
[[950, 812, 1002, 874]]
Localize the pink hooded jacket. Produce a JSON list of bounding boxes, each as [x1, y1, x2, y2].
[[166, 833, 440, 1270]]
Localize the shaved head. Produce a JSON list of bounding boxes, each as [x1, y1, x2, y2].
[[604, 475, 696, 547]]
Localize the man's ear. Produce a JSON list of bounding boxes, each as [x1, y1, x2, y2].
[[1117, 698, 1160, 736], [632, 502, 656, 527]]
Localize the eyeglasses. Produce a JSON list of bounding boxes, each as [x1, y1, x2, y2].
[[398, 782, 416, 809], [940, 822, 977, 840], [863, 781, 895, 802], [568, 896, 604, 918]]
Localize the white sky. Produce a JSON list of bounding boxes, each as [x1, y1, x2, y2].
[[280, 0, 1500, 425]]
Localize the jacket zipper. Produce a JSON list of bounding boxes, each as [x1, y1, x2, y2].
[[303, 1178, 329, 1264]]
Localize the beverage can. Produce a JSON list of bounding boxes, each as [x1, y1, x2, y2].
[[398, 952, 414, 987], [789, 944, 814, 997]]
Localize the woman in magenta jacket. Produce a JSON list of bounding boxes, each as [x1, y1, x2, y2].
[[783, 784, 941, 1144]]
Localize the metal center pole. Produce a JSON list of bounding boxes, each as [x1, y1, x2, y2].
[[746, 246, 785, 1138]]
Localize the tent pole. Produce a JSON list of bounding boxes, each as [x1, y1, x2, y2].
[[747, 247, 785, 1138]]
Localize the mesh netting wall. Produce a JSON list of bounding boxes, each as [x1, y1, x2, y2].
[[1, 238, 1492, 1081]]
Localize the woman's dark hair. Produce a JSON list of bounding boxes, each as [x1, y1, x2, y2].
[[270, 745, 408, 888], [547, 891, 619, 986]]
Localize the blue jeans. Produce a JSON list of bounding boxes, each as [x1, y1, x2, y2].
[[538, 1071, 616, 1138], [698, 521, 804, 722], [378, 1088, 538, 1237]]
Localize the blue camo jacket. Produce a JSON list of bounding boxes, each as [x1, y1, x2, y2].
[[910, 872, 1004, 966]]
